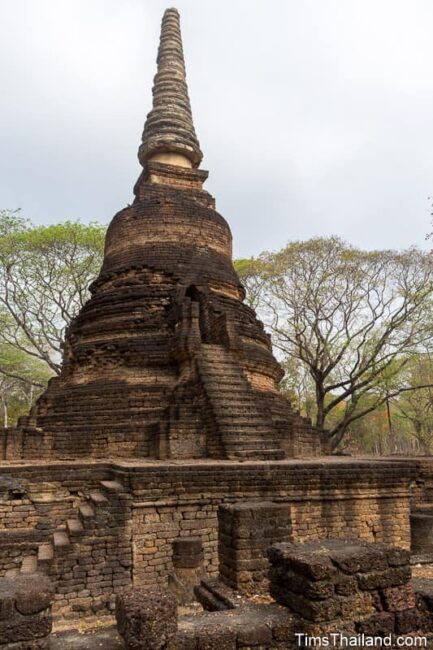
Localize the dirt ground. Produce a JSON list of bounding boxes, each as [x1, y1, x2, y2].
[[48, 564, 433, 649], [51, 625, 123, 649], [51, 616, 124, 650], [412, 563, 433, 579]]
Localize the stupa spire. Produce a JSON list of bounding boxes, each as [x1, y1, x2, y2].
[[138, 8, 203, 170]]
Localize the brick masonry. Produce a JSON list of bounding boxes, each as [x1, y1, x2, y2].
[[267, 539, 430, 638], [0, 458, 416, 617], [218, 501, 292, 594], [2, 10, 326, 465], [115, 537, 433, 649], [0, 5, 429, 633]]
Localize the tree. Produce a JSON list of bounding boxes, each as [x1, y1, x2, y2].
[[0, 210, 105, 375], [0, 343, 52, 427], [234, 258, 268, 310], [237, 237, 433, 450], [393, 352, 433, 454]]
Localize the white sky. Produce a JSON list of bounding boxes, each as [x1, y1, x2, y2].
[[1, 0, 432, 257]]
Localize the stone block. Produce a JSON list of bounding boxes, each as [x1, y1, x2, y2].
[[14, 576, 54, 615], [195, 624, 236, 650], [268, 543, 337, 582], [382, 584, 416, 612], [357, 566, 411, 591], [116, 586, 177, 650], [218, 501, 292, 594], [172, 536, 204, 569], [356, 612, 395, 636], [395, 608, 433, 635], [268, 538, 420, 636], [0, 575, 53, 648]]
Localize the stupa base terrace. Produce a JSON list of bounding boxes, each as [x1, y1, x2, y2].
[[0, 456, 424, 621]]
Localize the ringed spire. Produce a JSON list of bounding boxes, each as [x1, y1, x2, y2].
[[138, 7, 203, 170]]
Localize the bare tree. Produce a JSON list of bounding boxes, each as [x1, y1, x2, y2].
[[239, 237, 433, 449], [394, 351, 433, 454]]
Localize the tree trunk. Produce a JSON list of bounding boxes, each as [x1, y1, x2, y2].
[[385, 394, 396, 453], [315, 380, 326, 430], [2, 399, 7, 428]]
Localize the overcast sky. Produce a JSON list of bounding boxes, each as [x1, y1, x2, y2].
[[1, 0, 432, 257]]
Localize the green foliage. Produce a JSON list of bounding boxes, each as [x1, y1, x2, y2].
[[0, 210, 106, 374], [234, 257, 269, 310], [0, 342, 52, 426], [392, 352, 433, 454]]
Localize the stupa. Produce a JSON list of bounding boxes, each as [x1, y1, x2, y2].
[[0, 9, 421, 635], [14, 8, 325, 461]]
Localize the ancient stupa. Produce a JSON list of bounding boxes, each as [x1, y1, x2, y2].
[[16, 8, 324, 461]]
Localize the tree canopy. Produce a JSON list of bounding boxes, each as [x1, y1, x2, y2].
[[0, 210, 105, 375], [235, 237, 433, 449]]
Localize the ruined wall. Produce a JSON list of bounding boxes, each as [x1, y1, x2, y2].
[[128, 460, 415, 587], [0, 465, 132, 617], [0, 459, 415, 617]]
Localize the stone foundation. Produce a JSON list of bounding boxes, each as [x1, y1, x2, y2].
[[116, 587, 293, 650], [0, 458, 416, 618], [116, 538, 433, 649], [267, 539, 424, 638], [115, 586, 177, 650]]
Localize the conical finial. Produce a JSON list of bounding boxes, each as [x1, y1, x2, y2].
[[138, 8, 203, 170]]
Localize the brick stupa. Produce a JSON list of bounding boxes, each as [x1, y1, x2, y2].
[[15, 8, 325, 461]]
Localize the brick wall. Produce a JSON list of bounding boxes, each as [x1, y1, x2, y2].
[[0, 458, 416, 617]]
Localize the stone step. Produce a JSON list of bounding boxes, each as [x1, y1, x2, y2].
[[38, 542, 54, 566], [100, 480, 124, 493], [229, 449, 285, 460], [89, 490, 108, 505], [79, 504, 95, 520], [21, 554, 38, 574], [193, 584, 229, 612], [199, 578, 247, 609], [4, 568, 19, 578], [53, 530, 71, 552], [67, 518, 84, 536]]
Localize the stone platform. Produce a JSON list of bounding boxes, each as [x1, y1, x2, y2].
[[0, 457, 417, 619]]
